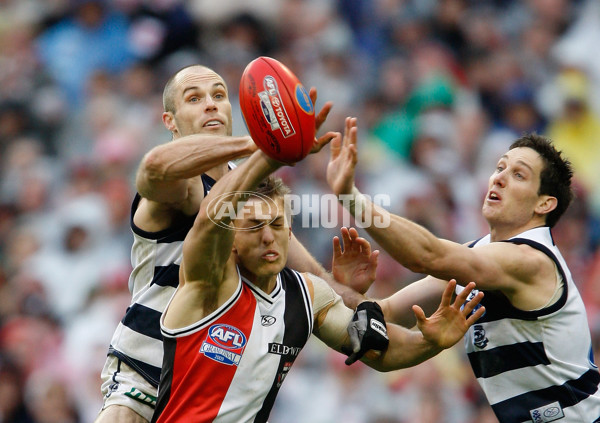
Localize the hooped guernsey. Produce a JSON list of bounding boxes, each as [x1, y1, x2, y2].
[[107, 173, 217, 388], [464, 226, 600, 423], [152, 267, 314, 423]]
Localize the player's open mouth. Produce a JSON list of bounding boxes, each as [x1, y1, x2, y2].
[[488, 191, 501, 201], [203, 119, 223, 128], [262, 251, 279, 262]]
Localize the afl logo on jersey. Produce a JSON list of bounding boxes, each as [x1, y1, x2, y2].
[[200, 324, 247, 366]]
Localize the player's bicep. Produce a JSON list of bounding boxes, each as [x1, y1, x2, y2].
[[427, 240, 512, 291], [451, 242, 542, 292]]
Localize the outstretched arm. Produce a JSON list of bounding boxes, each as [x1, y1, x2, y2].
[[325, 117, 546, 294], [361, 280, 484, 371], [312, 274, 484, 372], [137, 134, 256, 205]]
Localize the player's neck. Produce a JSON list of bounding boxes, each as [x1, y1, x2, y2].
[[489, 220, 546, 242], [240, 267, 278, 294]]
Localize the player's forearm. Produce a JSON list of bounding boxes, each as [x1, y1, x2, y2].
[[184, 151, 281, 280], [343, 188, 448, 275], [202, 150, 282, 225], [366, 324, 442, 371], [380, 277, 447, 328], [137, 135, 254, 192]]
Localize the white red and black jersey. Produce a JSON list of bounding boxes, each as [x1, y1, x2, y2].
[[152, 267, 314, 423], [464, 227, 600, 423]]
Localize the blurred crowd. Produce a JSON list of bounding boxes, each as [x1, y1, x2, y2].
[[1, 0, 600, 422]]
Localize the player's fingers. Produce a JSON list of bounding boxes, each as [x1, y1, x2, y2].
[[313, 132, 336, 153], [440, 279, 457, 308], [309, 87, 317, 103], [348, 118, 358, 146], [315, 101, 333, 132], [454, 281, 476, 307], [329, 132, 342, 160], [341, 227, 352, 250], [347, 142, 358, 165], [332, 236, 342, 256], [466, 305, 486, 325], [348, 227, 359, 239], [356, 237, 371, 256], [342, 117, 350, 146], [462, 291, 484, 316], [412, 304, 426, 323]]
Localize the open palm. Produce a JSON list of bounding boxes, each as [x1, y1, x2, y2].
[[332, 227, 379, 294], [414, 280, 485, 349]]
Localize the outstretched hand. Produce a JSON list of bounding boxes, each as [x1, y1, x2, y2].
[[326, 117, 358, 196], [332, 227, 379, 294], [308, 87, 337, 154], [413, 280, 485, 350]]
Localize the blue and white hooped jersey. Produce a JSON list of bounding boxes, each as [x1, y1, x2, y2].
[[464, 226, 600, 423], [107, 173, 217, 387]]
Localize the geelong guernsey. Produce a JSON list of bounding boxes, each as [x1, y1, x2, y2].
[[107, 173, 217, 387], [152, 267, 314, 423], [464, 227, 600, 423]]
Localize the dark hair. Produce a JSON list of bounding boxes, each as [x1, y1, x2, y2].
[[509, 134, 574, 227]]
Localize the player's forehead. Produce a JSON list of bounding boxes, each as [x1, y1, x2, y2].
[[173, 66, 227, 93], [501, 147, 543, 172], [241, 196, 285, 219], [245, 196, 283, 216]]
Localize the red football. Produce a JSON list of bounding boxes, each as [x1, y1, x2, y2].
[[239, 56, 315, 164]]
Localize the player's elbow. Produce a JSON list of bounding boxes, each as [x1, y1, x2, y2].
[[141, 149, 168, 182], [403, 249, 446, 276], [404, 255, 433, 275]]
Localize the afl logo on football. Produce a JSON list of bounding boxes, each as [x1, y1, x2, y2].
[[295, 84, 314, 115]]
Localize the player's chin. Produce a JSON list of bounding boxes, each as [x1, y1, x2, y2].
[[254, 261, 285, 277], [200, 125, 228, 135]]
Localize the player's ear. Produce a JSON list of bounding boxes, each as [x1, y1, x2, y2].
[[162, 111, 177, 133], [535, 195, 557, 216]]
